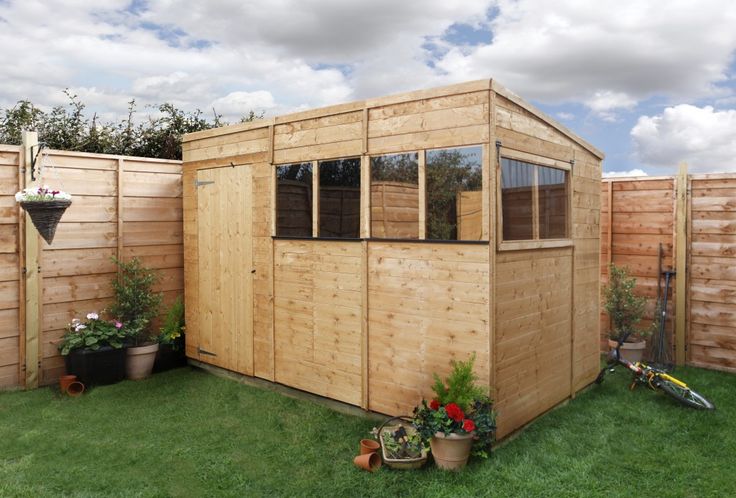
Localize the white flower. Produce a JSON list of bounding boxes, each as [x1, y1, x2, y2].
[[86, 312, 99, 320], [75, 324, 87, 331], [71, 318, 80, 324]]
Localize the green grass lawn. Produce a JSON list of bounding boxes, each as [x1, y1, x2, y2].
[[1, 365, 733, 497]]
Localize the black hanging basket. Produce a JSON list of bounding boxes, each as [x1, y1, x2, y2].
[[20, 199, 72, 244]]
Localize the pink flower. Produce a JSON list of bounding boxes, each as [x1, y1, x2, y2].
[[114, 321, 123, 329]]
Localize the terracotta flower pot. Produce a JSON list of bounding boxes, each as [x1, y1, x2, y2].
[[126, 343, 160, 380], [354, 452, 382, 472], [430, 432, 474, 470], [360, 438, 380, 455], [66, 381, 85, 397], [608, 339, 646, 364], [59, 374, 77, 393]]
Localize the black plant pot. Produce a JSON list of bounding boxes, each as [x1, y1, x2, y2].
[[153, 337, 187, 373], [64, 346, 126, 386]]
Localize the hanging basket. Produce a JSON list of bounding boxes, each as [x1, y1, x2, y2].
[[20, 199, 72, 244]]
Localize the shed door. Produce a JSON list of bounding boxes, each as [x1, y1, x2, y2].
[[195, 166, 254, 375]]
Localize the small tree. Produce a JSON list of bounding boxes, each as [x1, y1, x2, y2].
[[110, 257, 162, 346], [603, 264, 648, 342]]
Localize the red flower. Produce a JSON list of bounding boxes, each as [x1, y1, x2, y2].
[[445, 402, 464, 422], [462, 418, 476, 432], [429, 399, 440, 410]]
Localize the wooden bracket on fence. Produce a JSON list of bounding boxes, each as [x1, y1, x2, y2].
[[21, 131, 41, 389], [675, 162, 688, 366]]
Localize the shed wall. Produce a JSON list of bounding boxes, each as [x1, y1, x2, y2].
[[182, 80, 602, 438]]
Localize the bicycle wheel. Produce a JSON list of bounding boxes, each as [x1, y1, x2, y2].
[[658, 379, 715, 410]]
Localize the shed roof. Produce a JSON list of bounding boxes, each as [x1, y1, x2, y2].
[[184, 79, 604, 160]]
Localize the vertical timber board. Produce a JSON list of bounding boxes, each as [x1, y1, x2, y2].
[[487, 87, 497, 396], [675, 163, 688, 365], [182, 167, 200, 361], [361, 240, 369, 409], [22, 132, 40, 389], [418, 152, 426, 239]]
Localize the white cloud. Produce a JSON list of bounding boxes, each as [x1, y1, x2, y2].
[[556, 112, 574, 121], [631, 105, 736, 172], [0, 0, 735, 136], [603, 169, 648, 178], [434, 0, 736, 115], [211, 91, 276, 117]]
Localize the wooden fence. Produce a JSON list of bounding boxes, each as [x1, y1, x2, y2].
[[0, 135, 183, 389], [601, 169, 736, 372]]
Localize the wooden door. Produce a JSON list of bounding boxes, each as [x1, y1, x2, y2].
[[195, 166, 254, 375]]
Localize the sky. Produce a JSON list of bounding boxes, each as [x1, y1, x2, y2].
[[1, 0, 735, 176]]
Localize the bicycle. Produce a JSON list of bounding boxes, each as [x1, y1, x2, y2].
[[595, 334, 715, 410]]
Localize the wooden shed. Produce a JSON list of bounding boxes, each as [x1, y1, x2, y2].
[[181, 79, 603, 438]]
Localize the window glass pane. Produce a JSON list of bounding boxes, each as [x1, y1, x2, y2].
[[276, 163, 313, 237], [501, 158, 534, 241], [538, 166, 567, 239], [426, 146, 483, 241], [370, 153, 419, 239], [319, 158, 361, 238]]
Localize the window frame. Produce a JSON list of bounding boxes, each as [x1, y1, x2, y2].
[[367, 144, 489, 242], [497, 149, 572, 251]]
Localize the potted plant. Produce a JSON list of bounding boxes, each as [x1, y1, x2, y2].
[[110, 257, 162, 380], [413, 354, 496, 470], [15, 185, 72, 244], [373, 417, 428, 470], [603, 264, 652, 363], [58, 312, 127, 386], [154, 295, 187, 373]]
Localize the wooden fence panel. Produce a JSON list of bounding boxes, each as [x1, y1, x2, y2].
[[0, 145, 20, 388], [600, 178, 675, 351], [602, 174, 736, 373], [0, 145, 183, 389]]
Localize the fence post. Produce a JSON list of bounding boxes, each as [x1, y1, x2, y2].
[[21, 131, 41, 388], [674, 162, 688, 366]]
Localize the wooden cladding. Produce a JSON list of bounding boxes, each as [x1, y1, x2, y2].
[[182, 79, 603, 439]]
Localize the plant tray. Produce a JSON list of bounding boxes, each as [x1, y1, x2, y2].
[[378, 416, 428, 470]]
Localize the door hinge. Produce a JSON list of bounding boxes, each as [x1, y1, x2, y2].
[[195, 179, 215, 188], [198, 347, 217, 356]]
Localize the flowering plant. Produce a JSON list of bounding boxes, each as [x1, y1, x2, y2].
[[58, 312, 127, 355], [158, 295, 185, 349], [15, 185, 72, 202], [413, 354, 496, 457]]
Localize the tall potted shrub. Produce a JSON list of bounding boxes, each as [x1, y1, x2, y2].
[[59, 312, 128, 386], [413, 355, 496, 470], [603, 264, 651, 363], [110, 257, 162, 380]]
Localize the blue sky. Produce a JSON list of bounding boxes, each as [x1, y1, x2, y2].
[[1, 0, 735, 175]]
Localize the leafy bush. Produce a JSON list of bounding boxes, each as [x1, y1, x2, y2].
[[0, 90, 261, 160], [430, 353, 487, 411], [110, 257, 162, 346], [159, 295, 185, 350], [603, 264, 649, 342]]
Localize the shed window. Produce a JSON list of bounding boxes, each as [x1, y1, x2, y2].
[[319, 158, 361, 238], [370, 153, 419, 239], [501, 157, 568, 241], [276, 162, 313, 237], [426, 146, 483, 241]]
